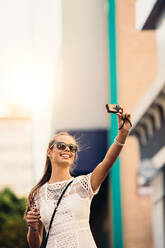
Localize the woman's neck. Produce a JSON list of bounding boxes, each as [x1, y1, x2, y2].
[[49, 165, 72, 183]]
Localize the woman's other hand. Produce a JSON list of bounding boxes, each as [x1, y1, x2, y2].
[[25, 207, 41, 231]]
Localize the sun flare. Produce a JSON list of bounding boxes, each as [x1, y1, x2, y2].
[[9, 72, 52, 115]]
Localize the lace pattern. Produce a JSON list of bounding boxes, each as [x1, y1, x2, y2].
[[34, 172, 100, 248]]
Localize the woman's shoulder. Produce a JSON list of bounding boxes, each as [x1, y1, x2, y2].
[[71, 172, 92, 192], [73, 172, 92, 183], [72, 172, 100, 197]]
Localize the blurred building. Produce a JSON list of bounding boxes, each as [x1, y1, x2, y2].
[[130, 1, 165, 248], [0, 116, 34, 196], [115, 0, 156, 247]]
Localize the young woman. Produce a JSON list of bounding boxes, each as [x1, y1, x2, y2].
[[24, 107, 131, 248]]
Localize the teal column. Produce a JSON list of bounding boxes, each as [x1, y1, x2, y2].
[[107, 0, 124, 248]]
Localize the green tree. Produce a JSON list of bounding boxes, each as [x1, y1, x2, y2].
[[0, 188, 28, 248]]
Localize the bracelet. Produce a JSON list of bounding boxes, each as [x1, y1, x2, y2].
[[114, 138, 124, 147]]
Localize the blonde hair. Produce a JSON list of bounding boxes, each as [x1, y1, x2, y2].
[[24, 131, 79, 217]]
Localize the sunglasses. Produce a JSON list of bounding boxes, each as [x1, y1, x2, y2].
[[50, 141, 78, 153]]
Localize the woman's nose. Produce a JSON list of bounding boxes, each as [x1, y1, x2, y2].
[[64, 146, 70, 152]]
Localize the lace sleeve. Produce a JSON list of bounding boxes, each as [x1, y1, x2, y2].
[[77, 172, 101, 198]]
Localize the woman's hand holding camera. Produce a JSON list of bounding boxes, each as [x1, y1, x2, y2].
[[105, 104, 132, 134], [115, 106, 132, 146], [116, 107, 132, 135]]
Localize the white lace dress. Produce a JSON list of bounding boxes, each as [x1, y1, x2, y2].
[[35, 172, 101, 248]]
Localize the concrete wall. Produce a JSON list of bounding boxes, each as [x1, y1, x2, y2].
[[53, 0, 109, 131]]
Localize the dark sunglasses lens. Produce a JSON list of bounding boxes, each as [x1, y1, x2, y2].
[[56, 142, 66, 150], [69, 145, 77, 152]]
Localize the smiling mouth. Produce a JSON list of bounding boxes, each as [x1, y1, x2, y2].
[[60, 153, 71, 159]]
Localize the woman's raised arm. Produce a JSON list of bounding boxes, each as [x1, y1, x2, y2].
[[91, 110, 131, 193]]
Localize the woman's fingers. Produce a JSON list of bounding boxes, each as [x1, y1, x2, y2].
[[27, 210, 40, 216], [26, 215, 40, 228], [27, 218, 40, 222], [27, 219, 40, 224], [24, 206, 41, 229], [116, 112, 122, 118], [26, 215, 40, 220], [125, 113, 131, 119], [116, 109, 132, 131], [26, 220, 40, 228], [26, 210, 40, 217], [117, 111, 131, 120], [25, 209, 41, 227]]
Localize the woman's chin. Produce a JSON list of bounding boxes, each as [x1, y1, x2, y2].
[[59, 158, 73, 166]]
